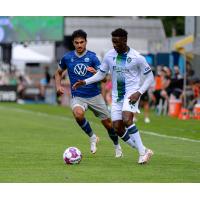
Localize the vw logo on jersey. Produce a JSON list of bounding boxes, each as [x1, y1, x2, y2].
[[74, 63, 87, 76], [84, 57, 90, 62]]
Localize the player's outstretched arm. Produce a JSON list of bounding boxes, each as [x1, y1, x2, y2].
[[73, 70, 106, 90]]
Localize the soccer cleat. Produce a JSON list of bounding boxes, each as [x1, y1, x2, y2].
[[138, 148, 154, 164], [90, 135, 99, 154], [115, 145, 123, 158]]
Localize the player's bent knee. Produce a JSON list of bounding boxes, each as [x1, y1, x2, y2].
[[122, 115, 133, 127], [73, 108, 85, 121], [122, 118, 131, 126]]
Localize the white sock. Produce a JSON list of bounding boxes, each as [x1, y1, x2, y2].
[[121, 131, 136, 148], [130, 131, 146, 155], [114, 144, 121, 149], [90, 134, 96, 139], [126, 138, 136, 148]]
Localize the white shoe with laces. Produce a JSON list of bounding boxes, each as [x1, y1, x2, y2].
[[90, 135, 99, 154], [138, 148, 154, 164], [115, 144, 123, 158]]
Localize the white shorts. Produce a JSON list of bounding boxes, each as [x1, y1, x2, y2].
[[111, 97, 140, 121]]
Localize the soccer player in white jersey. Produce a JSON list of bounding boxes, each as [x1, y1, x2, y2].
[[73, 28, 154, 164]]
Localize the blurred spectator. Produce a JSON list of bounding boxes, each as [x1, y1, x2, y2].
[[187, 77, 200, 111], [9, 71, 18, 86], [0, 71, 9, 85], [39, 66, 52, 100], [169, 66, 184, 100], [193, 78, 200, 105], [138, 70, 155, 123], [186, 61, 193, 77], [153, 66, 171, 115], [17, 72, 32, 103], [173, 65, 183, 80], [0, 72, 4, 85], [139, 91, 151, 123], [17, 75, 27, 101]]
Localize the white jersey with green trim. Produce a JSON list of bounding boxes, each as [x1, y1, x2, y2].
[[100, 48, 151, 102]]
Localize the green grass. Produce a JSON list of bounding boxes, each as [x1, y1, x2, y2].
[[0, 103, 199, 183]]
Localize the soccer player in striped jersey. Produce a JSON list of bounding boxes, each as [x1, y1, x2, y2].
[[55, 29, 122, 157], [73, 28, 154, 164]]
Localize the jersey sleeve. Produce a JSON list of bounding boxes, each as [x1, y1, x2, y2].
[[92, 54, 101, 70], [58, 56, 67, 70], [138, 55, 152, 75], [99, 54, 110, 73]]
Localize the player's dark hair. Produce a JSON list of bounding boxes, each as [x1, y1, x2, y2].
[[72, 29, 87, 41], [111, 28, 128, 39]]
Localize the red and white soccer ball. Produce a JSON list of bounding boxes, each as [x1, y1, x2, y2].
[[63, 147, 82, 165]]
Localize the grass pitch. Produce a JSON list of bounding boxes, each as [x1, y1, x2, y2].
[[0, 103, 199, 182]]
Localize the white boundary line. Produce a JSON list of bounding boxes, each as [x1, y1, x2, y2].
[[141, 131, 200, 143], [1, 105, 200, 143]]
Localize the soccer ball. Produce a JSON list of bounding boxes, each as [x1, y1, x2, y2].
[[63, 147, 82, 165]]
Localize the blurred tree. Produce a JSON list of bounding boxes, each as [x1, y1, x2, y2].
[[142, 16, 185, 37]]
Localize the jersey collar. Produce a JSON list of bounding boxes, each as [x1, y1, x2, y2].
[[124, 46, 130, 55], [74, 50, 88, 58], [116, 46, 130, 56]]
